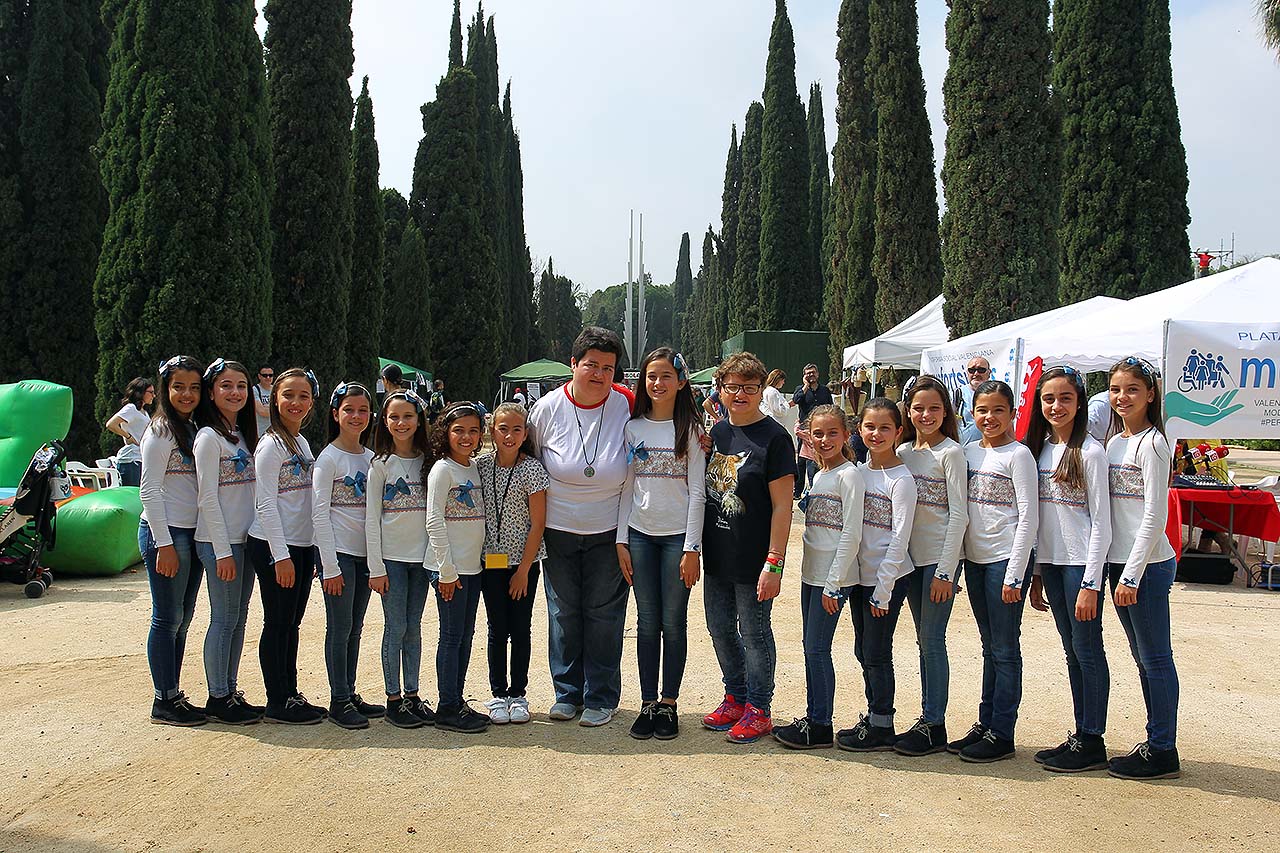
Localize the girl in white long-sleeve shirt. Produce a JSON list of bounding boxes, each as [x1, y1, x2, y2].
[[312, 382, 380, 729], [193, 358, 262, 725], [1024, 366, 1113, 773], [837, 399, 916, 754], [773, 404, 862, 750], [894, 376, 968, 756], [1103, 357, 1180, 781], [426, 403, 489, 733], [245, 368, 321, 725], [953, 380, 1038, 764]]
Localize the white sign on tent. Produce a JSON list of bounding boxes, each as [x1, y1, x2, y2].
[[1164, 319, 1280, 441]]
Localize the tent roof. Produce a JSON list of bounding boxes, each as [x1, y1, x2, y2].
[[688, 366, 718, 385], [499, 359, 572, 382], [843, 294, 948, 370], [377, 357, 432, 382], [922, 295, 1123, 360]]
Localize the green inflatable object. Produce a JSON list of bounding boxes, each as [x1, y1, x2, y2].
[[0, 380, 73, 488], [44, 487, 143, 576]]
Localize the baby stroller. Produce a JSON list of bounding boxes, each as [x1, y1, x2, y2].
[[0, 441, 69, 598]]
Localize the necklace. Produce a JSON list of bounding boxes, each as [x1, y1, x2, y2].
[[571, 394, 606, 478]]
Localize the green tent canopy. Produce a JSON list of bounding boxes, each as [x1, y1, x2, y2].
[[687, 366, 718, 385], [377, 357, 432, 385], [499, 359, 572, 382]]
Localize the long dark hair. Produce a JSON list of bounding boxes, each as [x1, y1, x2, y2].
[[265, 367, 317, 458], [373, 390, 430, 461], [1108, 357, 1166, 442], [196, 358, 258, 448], [860, 396, 903, 429], [152, 356, 202, 460], [326, 381, 374, 445], [427, 401, 485, 466], [899, 375, 959, 445], [121, 376, 153, 409], [1023, 366, 1089, 490], [632, 347, 700, 459], [973, 379, 1016, 412]]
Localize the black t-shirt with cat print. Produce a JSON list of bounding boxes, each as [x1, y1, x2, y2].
[[703, 415, 797, 583]]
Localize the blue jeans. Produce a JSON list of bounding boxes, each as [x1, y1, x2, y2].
[[628, 529, 691, 702], [118, 460, 142, 487], [139, 521, 202, 700], [966, 558, 1032, 741], [905, 563, 959, 725], [542, 528, 629, 710], [800, 582, 850, 725], [432, 571, 484, 708], [197, 540, 254, 699], [381, 560, 429, 697], [324, 553, 372, 703], [1108, 558, 1179, 750], [849, 578, 910, 728], [794, 457, 818, 498], [702, 569, 776, 713], [1042, 563, 1110, 736]]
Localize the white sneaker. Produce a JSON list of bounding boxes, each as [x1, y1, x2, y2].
[[548, 702, 582, 721], [486, 696, 511, 725], [508, 696, 531, 724], [579, 707, 615, 727]]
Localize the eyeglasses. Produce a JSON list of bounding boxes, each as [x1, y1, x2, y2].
[[722, 383, 762, 395], [259, 372, 273, 379], [967, 367, 989, 375]]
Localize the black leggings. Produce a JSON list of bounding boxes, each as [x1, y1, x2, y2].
[[481, 563, 540, 698], [247, 537, 315, 706]]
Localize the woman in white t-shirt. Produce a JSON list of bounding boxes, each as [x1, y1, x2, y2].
[[106, 377, 155, 486], [760, 369, 790, 423]]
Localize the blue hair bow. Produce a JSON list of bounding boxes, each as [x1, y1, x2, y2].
[[232, 447, 251, 473], [159, 355, 191, 378], [287, 453, 310, 477], [204, 357, 228, 383], [383, 477, 411, 502], [455, 480, 476, 509], [343, 470, 367, 498], [627, 441, 649, 464], [303, 369, 320, 397], [673, 352, 689, 382]]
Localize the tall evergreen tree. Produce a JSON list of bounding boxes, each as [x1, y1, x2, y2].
[[0, 0, 29, 378], [385, 219, 431, 370], [729, 102, 764, 337], [868, 0, 942, 331], [502, 84, 533, 365], [348, 76, 385, 385], [941, 0, 1059, 338], [448, 0, 463, 69], [696, 227, 722, 366], [671, 232, 693, 351], [265, 0, 354, 389], [756, 0, 813, 331], [806, 82, 831, 328], [534, 259, 582, 364], [380, 187, 409, 335], [716, 125, 741, 348]]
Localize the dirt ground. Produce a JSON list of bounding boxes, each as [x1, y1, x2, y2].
[[2, 509, 1279, 853]]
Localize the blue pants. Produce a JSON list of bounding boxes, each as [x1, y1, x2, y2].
[[966, 558, 1032, 741], [849, 577, 910, 728], [324, 553, 372, 703], [381, 560, 429, 697], [800, 582, 850, 725], [433, 571, 483, 708], [702, 570, 776, 713], [628, 529, 691, 702], [1108, 558, 1179, 750], [118, 460, 141, 487], [905, 563, 958, 725], [139, 522, 202, 700], [1042, 563, 1110, 736], [197, 540, 254, 699]]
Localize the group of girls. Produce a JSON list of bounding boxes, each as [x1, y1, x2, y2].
[[140, 355, 548, 734]]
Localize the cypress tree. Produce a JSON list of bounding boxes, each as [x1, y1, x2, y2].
[[696, 227, 722, 366], [729, 102, 764, 337], [380, 187, 409, 336], [534, 259, 582, 364], [0, 1, 27, 379], [502, 84, 533, 365], [671, 232, 693, 351], [716, 125, 741, 348], [385, 219, 431, 370], [448, 0, 463, 70], [348, 76, 385, 385], [756, 0, 813, 331], [868, 0, 943, 331], [940, 0, 1059, 338], [806, 82, 831, 329]]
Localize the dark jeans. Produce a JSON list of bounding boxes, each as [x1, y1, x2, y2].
[[432, 571, 484, 708], [197, 540, 253, 699], [542, 528, 629, 710], [1042, 563, 1110, 736], [381, 560, 430, 697], [481, 563, 540, 698], [967, 558, 1032, 741], [629, 530, 691, 702], [323, 553, 372, 704], [800, 582, 850, 725], [794, 456, 818, 498], [703, 569, 776, 713], [1108, 558, 1179, 750], [139, 521, 202, 700], [905, 562, 959, 725], [247, 537, 315, 707], [118, 460, 141, 487], [849, 577, 910, 728]]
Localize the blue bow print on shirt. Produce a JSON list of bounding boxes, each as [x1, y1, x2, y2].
[[797, 492, 811, 513], [287, 453, 310, 477], [343, 470, 367, 498], [383, 477, 410, 502], [627, 441, 649, 464], [232, 448, 251, 473], [179, 451, 194, 466], [455, 480, 476, 509]]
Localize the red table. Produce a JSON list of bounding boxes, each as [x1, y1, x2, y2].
[[1167, 487, 1280, 577]]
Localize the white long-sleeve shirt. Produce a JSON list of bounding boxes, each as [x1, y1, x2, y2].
[[897, 437, 967, 582], [1036, 437, 1112, 590], [139, 422, 198, 545], [194, 427, 256, 559], [425, 457, 486, 584], [616, 417, 707, 553], [857, 463, 917, 607], [248, 432, 314, 563], [964, 440, 1039, 588], [760, 386, 789, 422], [1106, 427, 1175, 587], [800, 461, 864, 597], [365, 453, 427, 577], [312, 443, 374, 579]]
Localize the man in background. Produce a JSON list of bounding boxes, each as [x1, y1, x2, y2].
[[253, 366, 273, 436]]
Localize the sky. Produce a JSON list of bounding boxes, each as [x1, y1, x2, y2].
[[256, 0, 1280, 293]]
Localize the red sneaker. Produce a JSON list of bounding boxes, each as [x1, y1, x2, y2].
[[726, 704, 772, 744], [702, 694, 745, 731]]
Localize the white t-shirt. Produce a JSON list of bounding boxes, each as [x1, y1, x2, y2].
[[426, 457, 486, 584], [193, 427, 256, 559], [1086, 391, 1112, 444], [139, 421, 198, 543], [366, 454, 427, 575], [616, 417, 707, 553], [112, 403, 151, 464], [896, 437, 967, 582], [857, 464, 917, 607], [760, 386, 789, 423], [312, 444, 374, 579], [964, 440, 1039, 588], [530, 384, 630, 535], [252, 385, 272, 437], [248, 432, 314, 562], [800, 460, 864, 596], [1106, 428, 1175, 587], [1035, 437, 1112, 591]]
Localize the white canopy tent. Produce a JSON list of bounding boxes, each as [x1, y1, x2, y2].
[[842, 293, 948, 371]]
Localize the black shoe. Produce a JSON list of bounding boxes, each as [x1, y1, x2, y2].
[[352, 693, 386, 719], [263, 695, 325, 725], [294, 693, 327, 718], [385, 696, 426, 729], [959, 730, 1016, 763], [1035, 731, 1075, 765], [205, 692, 262, 725], [947, 721, 986, 755], [653, 703, 680, 740], [408, 696, 436, 726], [836, 715, 897, 752], [232, 690, 265, 716], [151, 692, 207, 727], [435, 701, 490, 733], [1044, 732, 1108, 773], [1108, 742, 1181, 780], [893, 717, 947, 756], [774, 717, 833, 749], [629, 703, 657, 740], [328, 699, 370, 730]]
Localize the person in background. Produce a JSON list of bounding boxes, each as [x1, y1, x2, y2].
[[1086, 389, 1111, 443], [380, 364, 406, 397], [791, 364, 833, 498], [513, 387, 527, 407], [956, 357, 992, 445], [760, 370, 789, 423], [106, 377, 155, 486], [253, 367, 274, 438], [428, 379, 447, 424], [702, 382, 726, 426]]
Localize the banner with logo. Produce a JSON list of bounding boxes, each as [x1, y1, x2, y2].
[[920, 337, 1022, 400], [1164, 319, 1280, 441]]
